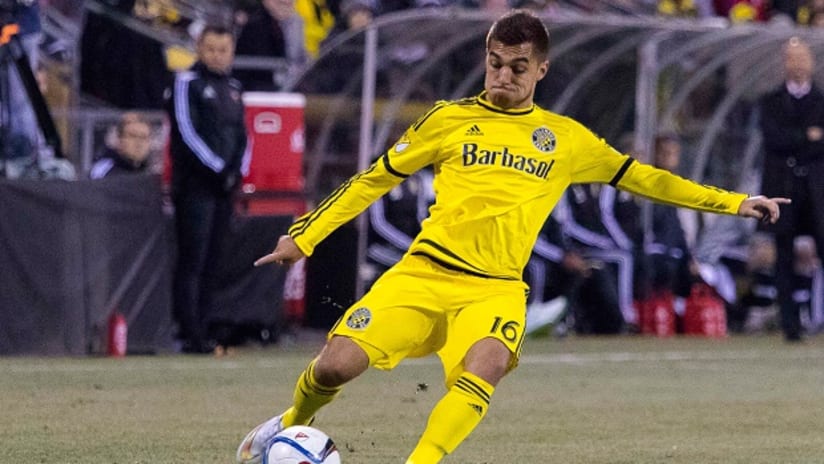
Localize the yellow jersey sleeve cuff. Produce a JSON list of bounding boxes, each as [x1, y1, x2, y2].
[[728, 193, 750, 215], [291, 233, 314, 258]]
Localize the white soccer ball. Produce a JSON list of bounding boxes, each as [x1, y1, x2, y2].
[[264, 425, 341, 464]]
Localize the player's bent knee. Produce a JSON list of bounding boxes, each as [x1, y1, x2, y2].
[[463, 338, 513, 386], [313, 336, 370, 387]]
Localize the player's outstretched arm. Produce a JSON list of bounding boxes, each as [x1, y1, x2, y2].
[[254, 235, 306, 266], [737, 195, 791, 224]]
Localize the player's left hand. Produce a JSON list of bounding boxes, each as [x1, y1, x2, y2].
[[738, 195, 791, 224]]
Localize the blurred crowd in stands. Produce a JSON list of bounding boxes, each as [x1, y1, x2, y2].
[[62, 0, 824, 108], [3, 0, 823, 343], [365, 129, 823, 339]]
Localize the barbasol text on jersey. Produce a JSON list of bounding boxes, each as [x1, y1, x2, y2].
[[461, 143, 555, 180]]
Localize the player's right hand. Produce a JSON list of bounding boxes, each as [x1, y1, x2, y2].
[[738, 195, 791, 224], [254, 235, 305, 266]]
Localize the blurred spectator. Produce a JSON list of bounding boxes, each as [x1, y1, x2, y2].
[[688, 169, 765, 329], [11, 0, 42, 68], [532, 213, 626, 335], [600, 133, 644, 251], [133, 0, 184, 27], [642, 133, 698, 307], [383, 0, 456, 101], [295, 0, 335, 58], [165, 26, 251, 353], [234, 0, 308, 91], [757, 37, 824, 342], [772, 0, 804, 21], [2, 45, 40, 165], [809, 9, 824, 24], [89, 112, 154, 179], [338, 0, 377, 32], [713, 0, 771, 21], [475, 0, 510, 11], [725, 233, 778, 332], [44, 0, 84, 21], [528, 215, 584, 334], [798, 0, 824, 23], [307, 0, 385, 94], [80, 2, 171, 108], [321, 0, 377, 47], [600, 132, 650, 325], [1, 3, 70, 180], [657, 0, 698, 17], [791, 236, 823, 331], [509, 0, 565, 14], [556, 184, 636, 333]]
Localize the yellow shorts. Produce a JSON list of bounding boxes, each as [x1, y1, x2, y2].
[[329, 254, 528, 386]]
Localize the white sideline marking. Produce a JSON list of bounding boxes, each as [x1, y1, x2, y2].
[[2, 348, 823, 373]]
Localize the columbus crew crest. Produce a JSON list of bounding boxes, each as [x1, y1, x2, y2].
[[346, 307, 372, 330], [532, 127, 556, 153]]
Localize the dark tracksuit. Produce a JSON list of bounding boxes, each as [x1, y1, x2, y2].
[[166, 61, 249, 351], [646, 203, 693, 298], [558, 185, 632, 332], [88, 147, 149, 179], [759, 83, 824, 341]]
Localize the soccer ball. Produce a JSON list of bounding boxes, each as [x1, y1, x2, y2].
[[264, 425, 341, 464]]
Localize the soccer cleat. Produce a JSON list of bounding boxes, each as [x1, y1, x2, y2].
[[236, 414, 285, 464], [236, 414, 315, 463]]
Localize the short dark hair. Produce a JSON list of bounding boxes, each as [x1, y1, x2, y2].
[[486, 10, 549, 59], [198, 25, 235, 43]]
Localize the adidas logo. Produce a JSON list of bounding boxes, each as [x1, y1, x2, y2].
[[468, 403, 484, 416], [465, 124, 483, 136]]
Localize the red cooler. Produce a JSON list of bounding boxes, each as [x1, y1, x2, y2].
[[242, 92, 306, 193], [683, 283, 727, 338]]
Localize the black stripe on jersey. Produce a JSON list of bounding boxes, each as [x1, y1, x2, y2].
[[417, 240, 489, 274], [382, 154, 409, 179], [412, 252, 492, 279], [290, 171, 362, 238], [412, 101, 448, 131], [411, 250, 518, 281], [289, 215, 310, 234], [290, 163, 378, 239], [455, 376, 491, 405], [609, 157, 635, 187]]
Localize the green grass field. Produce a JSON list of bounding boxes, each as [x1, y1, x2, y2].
[[2, 333, 823, 464]]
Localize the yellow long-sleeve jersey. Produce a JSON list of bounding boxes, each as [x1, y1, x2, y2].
[[289, 92, 747, 280]]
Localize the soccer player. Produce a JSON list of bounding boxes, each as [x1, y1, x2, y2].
[[237, 10, 789, 464]]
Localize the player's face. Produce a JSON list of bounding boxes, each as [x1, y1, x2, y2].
[[484, 40, 548, 110], [198, 32, 235, 75]]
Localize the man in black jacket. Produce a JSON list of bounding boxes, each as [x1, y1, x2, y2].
[[166, 25, 251, 353], [758, 37, 824, 342]]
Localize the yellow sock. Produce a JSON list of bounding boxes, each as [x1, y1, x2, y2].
[[405, 372, 495, 464], [282, 359, 341, 427]]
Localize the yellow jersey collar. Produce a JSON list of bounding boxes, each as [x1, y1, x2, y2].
[[477, 91, 535, 115]]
